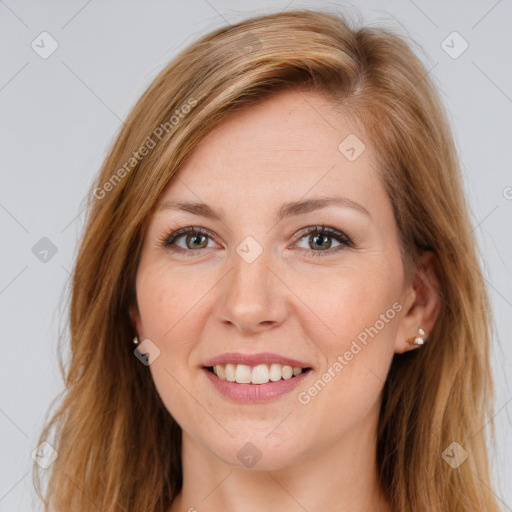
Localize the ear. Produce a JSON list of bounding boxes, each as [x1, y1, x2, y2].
[[395, 251, 442, 354], [129, 303, 143, 340]]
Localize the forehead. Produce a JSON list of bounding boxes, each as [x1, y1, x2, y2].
[[157, 89, 386, 219]]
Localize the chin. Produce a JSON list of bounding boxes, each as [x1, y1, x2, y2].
[[202, 432, 309, 471]]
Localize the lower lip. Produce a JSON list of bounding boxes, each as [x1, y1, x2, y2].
[[202, 367, 312, 403]]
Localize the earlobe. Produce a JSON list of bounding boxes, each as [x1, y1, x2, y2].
[[395, 251, 441, 354]]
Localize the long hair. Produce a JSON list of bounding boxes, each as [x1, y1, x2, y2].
[[34, 8, 498, 511]]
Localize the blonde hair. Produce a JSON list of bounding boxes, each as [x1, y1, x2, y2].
[[34, 8, 498, 511]]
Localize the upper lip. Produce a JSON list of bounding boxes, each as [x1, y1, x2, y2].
[[202, 352, 312, 369]]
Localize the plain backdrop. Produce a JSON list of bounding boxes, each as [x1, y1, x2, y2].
[[1, 0, 511, 510]]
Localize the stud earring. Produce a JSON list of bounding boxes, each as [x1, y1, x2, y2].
[[407, 328, 426, 346], [133, 336, 139, 345]]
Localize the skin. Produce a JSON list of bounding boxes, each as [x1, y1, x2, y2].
[[130, 88, 440, 512]]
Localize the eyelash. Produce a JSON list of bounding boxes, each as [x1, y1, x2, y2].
[[157, 224, 354, 258]]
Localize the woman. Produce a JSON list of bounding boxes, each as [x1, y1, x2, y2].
[[34, 8, 499, 512]]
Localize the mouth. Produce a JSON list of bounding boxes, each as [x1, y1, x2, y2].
[[203, 363, 312, 384], [201, 352, 313, 402]]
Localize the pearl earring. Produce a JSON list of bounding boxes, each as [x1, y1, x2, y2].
[[407, 328, 426, 346]]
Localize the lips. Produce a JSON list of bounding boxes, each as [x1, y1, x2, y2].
[[201, 352, 313, 403]]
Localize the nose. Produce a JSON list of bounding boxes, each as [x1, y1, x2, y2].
[[215, 245, 289, 334]]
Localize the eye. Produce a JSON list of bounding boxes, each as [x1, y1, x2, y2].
[[159, 224, 353, 257], [293, 225, 353, 257], [159, 226, 217, 256]]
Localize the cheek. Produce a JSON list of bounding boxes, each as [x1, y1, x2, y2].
[[291, 260, 401, 353], [290, 263, 399, 422], [135, 265, 203, 406], [135, 265, 209, 427], [136, 262, 209, 342]]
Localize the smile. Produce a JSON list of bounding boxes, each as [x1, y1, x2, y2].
[[207, 363, 309, 384], [201, 352, 313, 403]]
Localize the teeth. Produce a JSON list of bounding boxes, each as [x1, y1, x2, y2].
[[282, 365, 293, 379], [211, 363, 306, 384], [269, 363, 282, 382], [225, 363, 236, 382], [234, 364, 252, 384], [252, 364, 270, 384], [216, 364, 226, 380]]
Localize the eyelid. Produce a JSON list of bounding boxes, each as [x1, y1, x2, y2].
[[158, 225, 218, 248], [291, 225, 353, 246]]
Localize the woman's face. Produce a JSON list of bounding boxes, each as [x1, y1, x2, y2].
[[131, 89, 418, 469]]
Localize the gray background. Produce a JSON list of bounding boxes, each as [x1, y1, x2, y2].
[[1, 0, 511, 510]]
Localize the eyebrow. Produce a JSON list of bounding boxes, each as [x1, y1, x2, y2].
[[156, 196, 371, 222]]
